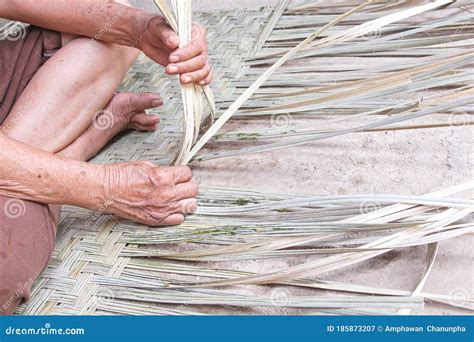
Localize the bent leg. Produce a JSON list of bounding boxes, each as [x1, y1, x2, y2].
[[2, 38, 140, 153]]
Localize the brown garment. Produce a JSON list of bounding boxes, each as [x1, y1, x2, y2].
[[0, 24, 61, 122], [0, 24, 62, 314], [0, 198, 59, 314]]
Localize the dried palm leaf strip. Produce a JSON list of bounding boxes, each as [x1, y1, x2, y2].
[[250, 0, 289, 57]]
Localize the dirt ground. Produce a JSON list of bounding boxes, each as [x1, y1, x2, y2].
[[130, 0, 473, 314]]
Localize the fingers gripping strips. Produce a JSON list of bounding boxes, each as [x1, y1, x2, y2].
[[154, 0, 216, 165]]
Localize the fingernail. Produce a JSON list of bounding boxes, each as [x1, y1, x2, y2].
[[152, 99, 163, 107], [169, 55, 179, 63], [199, 80, 205, 85], [182, 76, 191, 83], [167, 65, 178, 73]]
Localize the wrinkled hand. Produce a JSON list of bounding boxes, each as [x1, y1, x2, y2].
[[138, 15, 212, 85], [101, 161, 198, 226]]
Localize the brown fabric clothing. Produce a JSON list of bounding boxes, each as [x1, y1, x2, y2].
[[0, 24, 61, 123], [0, 199, 59, 314], [0, 24, 62, 314]]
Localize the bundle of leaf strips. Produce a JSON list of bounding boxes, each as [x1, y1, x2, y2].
[[154, 0, 216, 165]]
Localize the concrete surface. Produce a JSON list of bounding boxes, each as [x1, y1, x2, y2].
[[131, 0, 473, 315]]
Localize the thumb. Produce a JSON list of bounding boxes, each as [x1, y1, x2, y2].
[[159, 25, 180, 50]]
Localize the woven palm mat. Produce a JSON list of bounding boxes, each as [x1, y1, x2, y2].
[[15, 3, 473, 315]]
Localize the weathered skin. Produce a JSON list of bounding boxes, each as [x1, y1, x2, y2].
[[0, 0, 211, 226]]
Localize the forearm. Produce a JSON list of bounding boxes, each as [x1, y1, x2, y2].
[[0, 0, 150, 48], [0, 131, 104, 209]]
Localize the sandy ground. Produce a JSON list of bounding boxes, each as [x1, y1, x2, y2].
[[130, 0, 473, 314]]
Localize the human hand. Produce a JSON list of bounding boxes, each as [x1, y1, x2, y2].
[[137, 15, 212, 85], [100, 161, 198, 226]]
